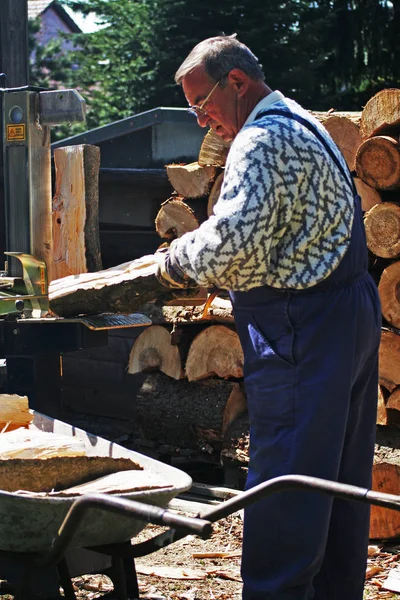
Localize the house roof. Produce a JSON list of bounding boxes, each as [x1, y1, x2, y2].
[[28, 1, 82, 33]]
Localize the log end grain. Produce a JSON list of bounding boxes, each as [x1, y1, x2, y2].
[[356, 136, 400, 191], [379, 262, 400, 328], [364, 203, 400, 259]]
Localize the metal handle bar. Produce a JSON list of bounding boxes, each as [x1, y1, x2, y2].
[[36, 474, 400, 567], [35, 493, 213, 568]]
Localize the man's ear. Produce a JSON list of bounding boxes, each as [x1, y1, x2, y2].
[[227, 69, 249, 97]]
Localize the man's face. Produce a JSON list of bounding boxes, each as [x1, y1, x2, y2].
[[182, 67, 238, 142]]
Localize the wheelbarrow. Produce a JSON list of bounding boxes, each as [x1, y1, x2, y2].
[[1, 413, 400, 599]]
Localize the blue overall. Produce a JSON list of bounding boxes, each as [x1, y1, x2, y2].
[[230, 111, 381, 600]]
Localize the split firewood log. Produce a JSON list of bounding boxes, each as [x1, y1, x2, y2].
[[207, 171, 224, 217], [166, 162, 218, 198], [48, 254, 198, 317], [0, 394, 32, 433], [323, 115, 362, 171], [370, 460, 400, 539], [377, 385, 389, 426], [139, 296, 234, 325], [128, 325, 184, 380], [379, 261, 400, 328], [185, 325, 244, 381], [379, 329, 400, 392], [356, 136, 400, 190], [364, 203, 400, 259], [360, 88, 400, 139], [354, 178, 382, 213], [198, 129, 231, 167], [155, 197, 200, 240], [52, 145, 102, 282], [133, 372, 248, 460]]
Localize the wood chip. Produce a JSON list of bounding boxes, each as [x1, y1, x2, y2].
[[366, 565, 384, 580], [136, 566, 207, 580], [192, 552, 241, 559]]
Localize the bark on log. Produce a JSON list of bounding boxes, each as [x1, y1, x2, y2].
[[364, 203, 400, 259], [323, 115, 362, 171], [52, 145, 102, 281], [132, 372, 248, 459], [356, 136, 400, 191], [379, 330, 400, 392], [207, 171, 224, 217], [370, 461, 400, 539], [360, 89, 400, 140], [48, 254, 185, 317], [379, 261, 400, 328], [185, 325, 244, 381], [386, 387, 400, 426], [198, 129, 231, 167], [128, 325, 184, 380], [166, 162, 217, 198], [354, 178, 382, 212], [155, 197, 200, 240]]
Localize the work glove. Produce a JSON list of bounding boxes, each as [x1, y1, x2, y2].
[[155, 246, 198, 290]]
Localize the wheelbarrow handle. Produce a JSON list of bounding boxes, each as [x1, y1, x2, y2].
[[36, 493, 213, 568]]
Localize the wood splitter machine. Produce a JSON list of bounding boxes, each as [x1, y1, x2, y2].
[[0, 82, 151, 417]]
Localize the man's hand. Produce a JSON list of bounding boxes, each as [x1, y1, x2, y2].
[[155, 247, 197, 289]]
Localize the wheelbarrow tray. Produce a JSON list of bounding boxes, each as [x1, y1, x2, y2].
[[0, 412, 192, 553]]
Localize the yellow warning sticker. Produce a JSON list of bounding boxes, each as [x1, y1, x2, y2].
[[7, 124, 25, 141]]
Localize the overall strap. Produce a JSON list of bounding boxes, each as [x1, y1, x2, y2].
[[256, 108, 357, 196]]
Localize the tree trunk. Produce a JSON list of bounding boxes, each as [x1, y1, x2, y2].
[[166, 162, 218, 198], [128, 325, 184, 380], [185, 325, 244, 381], [379, 261, 400, 328], [364, 203, 400, 259], [155, 197, 200, 240], [356, 136, 400, 191], [207, 171, 224, 217], [132, 372, 248, 461], [48, 254, 179, 317], [354, 178, 382, 212], [198, 129, 231, 167], [323, 115, 362, 171], [370, 461, 400, 539], [310, 110, 361, 128], [52, 145, 102, 281], [379, 329, 400, 392], [139, 296, 234, 325], [360, 89, 400, 139]]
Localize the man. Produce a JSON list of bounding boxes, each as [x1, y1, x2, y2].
[[157, 35, 381, 599]]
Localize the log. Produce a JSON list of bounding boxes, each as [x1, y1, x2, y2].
[[185, 325, 244, 381], [140, 296, 234, 325], [364, 203, 400, 259], [198, 129, 231, 167], [354, 178, 382, 212], [379, 329, 400, 392], [379, 261, 400, 328], [127, 325, 184, 380], [48, 254, 186, 317], [166, 162, 217, 198], [310, 110, 361, 128], [207, 171, 224, 217], [360, 88, 400, 139], [370, 461, 400, 539], [52, 145, 102, 281], [155, 197, 200, 240], [323, 115, 361, 171], [356, 136, 400, 191], [377, 385, 389, 426], [132, 372, 248, 459], [0, 394, 32, 433]]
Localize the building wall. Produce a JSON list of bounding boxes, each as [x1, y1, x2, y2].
[[35, 7, 77, 53]]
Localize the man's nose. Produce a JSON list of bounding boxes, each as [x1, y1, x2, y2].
[[197, 113, 210, 128]]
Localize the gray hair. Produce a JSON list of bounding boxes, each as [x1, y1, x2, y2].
[[175, 34, 265, 85]]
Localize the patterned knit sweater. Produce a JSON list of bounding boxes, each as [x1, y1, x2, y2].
[[168, 92, 355, 291]]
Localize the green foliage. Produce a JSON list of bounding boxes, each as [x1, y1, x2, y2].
[[46, 0, 399, 138]]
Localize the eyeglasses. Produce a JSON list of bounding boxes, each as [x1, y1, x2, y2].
[[187, 79, 220, 117]]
